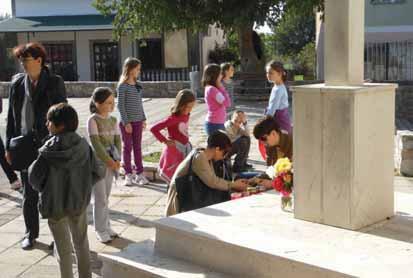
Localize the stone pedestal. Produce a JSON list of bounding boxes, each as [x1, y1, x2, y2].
[[292, 83, 397, 230]]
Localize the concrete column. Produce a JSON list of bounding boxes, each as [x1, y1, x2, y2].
[[324, 0, 364, 86], [292, 0, 396, 230]]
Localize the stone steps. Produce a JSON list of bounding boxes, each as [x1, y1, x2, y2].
[[152, 193, 349, 278], [99, 240, 232, 278], [100, 190, 413, 277]]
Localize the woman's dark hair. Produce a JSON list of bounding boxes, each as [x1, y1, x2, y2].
[[220, 62, 233, 78], [253, 116, 281, 140], [47, 103, 79, 132], [202, 63, 221, 87], [266, 60, 287, 82], [13, 42, 47, 67], [90, 87, 113, 114], [207, 130, 232, 151], [171, 89, 196, 115]]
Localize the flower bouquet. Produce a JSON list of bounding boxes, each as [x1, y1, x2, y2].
[[272, 158, 294, 212]]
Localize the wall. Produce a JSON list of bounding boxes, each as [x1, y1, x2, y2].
[[17, 30, 133, 81], [164, 30, 188, 68], [365, 0, 413, 28], [0, 81, 190, 98], [201, 24, 226, 68], [15, 0, 99, 16], [365, 0, 413, 42]]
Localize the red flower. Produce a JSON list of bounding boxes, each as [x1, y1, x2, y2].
[[272, 176, 284, 192]]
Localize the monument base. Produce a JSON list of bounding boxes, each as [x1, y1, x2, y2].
[[292, 83, 397, 230], [100, 190, 413, 277]]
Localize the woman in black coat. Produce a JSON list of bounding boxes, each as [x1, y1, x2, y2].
[[6, 42, 67, 250]]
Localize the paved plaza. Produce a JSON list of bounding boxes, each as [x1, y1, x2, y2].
[[0, 98, 409, 277]]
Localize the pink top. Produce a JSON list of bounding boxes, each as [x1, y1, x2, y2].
[[204, 85, 231, 124], [150, 114, 190, 145]]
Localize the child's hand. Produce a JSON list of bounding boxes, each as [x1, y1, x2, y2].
[[259, 179, 273, 189], [232, 179, 248, 191], [5, 151, 11, 165], [242, 114, 248, 125], [107, 159, 120, 171], [125, 123, 132, 134], [142, 121, 147, 129], [165, 139, 175, 147]]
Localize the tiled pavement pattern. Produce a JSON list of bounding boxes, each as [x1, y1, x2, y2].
[[0, 98, 410, 277]]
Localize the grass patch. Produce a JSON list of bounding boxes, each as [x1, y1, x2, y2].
[[143, 152, 161, 163]]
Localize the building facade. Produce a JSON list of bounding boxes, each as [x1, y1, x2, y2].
[[317, 0, 413, 81], [0, 0, 226, 81]]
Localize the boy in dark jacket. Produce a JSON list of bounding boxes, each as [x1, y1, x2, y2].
[[29, 103, 105, 278]]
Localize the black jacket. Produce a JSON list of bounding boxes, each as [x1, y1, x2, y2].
[[6, 67, 67, 150]]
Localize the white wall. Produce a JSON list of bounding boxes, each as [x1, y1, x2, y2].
[[164, 30, 188, 68], [17, 30, 133, 81], [202, 25, 226, 68], [16, 0, 98, 17]]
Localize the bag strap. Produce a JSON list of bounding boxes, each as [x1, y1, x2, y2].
[[186, 149, 201, 179]]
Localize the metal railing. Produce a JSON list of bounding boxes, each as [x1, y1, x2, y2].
[[140, 67, 194, 81], [365, 40, 413, 81]]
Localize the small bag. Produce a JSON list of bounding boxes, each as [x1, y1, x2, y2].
[[8, 132, 39, 171], [107, 145, 121, 161], [175, 151, 230, 213]]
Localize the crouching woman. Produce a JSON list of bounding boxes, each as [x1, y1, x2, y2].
[[166, 131, 248, 216]]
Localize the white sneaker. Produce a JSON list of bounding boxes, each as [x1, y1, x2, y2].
[[96, 231, 112, 243], [134, 174, 149, 186], [123, 174, 134, 186], [10, 179, 22, 190], [107, 228, 119, 238]]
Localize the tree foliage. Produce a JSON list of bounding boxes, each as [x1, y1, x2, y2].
[[0, 14, 18, 81], [93, 0, 322, 71], [272, 9, 315, 56]]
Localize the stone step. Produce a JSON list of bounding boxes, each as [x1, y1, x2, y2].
[[99, 240, 232, 278], [151, 191, 413, 277], [152, 193, 349, 278]]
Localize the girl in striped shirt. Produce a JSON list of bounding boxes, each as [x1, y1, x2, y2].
[[117, 57, 148, 186]]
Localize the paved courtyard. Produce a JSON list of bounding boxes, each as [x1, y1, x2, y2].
[[0, 98, 410, 277]]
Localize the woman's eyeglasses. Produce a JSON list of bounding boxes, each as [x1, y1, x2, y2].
[[19, 57, 35, 64]]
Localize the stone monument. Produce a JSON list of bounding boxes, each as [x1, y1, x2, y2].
[[292, 0, 397, 230]]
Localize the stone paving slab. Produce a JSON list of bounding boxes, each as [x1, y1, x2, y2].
[[0, 98, 408, 277]]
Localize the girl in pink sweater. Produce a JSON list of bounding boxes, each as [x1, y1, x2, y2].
[[150, 89, 196, 184], [202, 63, 231, 136]]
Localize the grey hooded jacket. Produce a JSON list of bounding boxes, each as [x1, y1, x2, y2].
[[29, 132, 105, 220]]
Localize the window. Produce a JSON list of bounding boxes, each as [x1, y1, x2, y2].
[[43, 43, 77, 81], [371, 0, 405, 4], [137, 38, 162, 70], [92, 42, 119, 81]]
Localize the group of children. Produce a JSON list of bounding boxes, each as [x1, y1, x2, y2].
[[9, 55, 291, 278]]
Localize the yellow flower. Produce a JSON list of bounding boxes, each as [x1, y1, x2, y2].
[[274, 158, 292, 174]]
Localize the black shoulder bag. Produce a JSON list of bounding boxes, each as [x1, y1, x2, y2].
[[175, 151, 230, 213], [9, 131, 40, 171]]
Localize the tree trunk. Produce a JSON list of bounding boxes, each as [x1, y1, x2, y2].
[[238, 23, 266, 73]]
